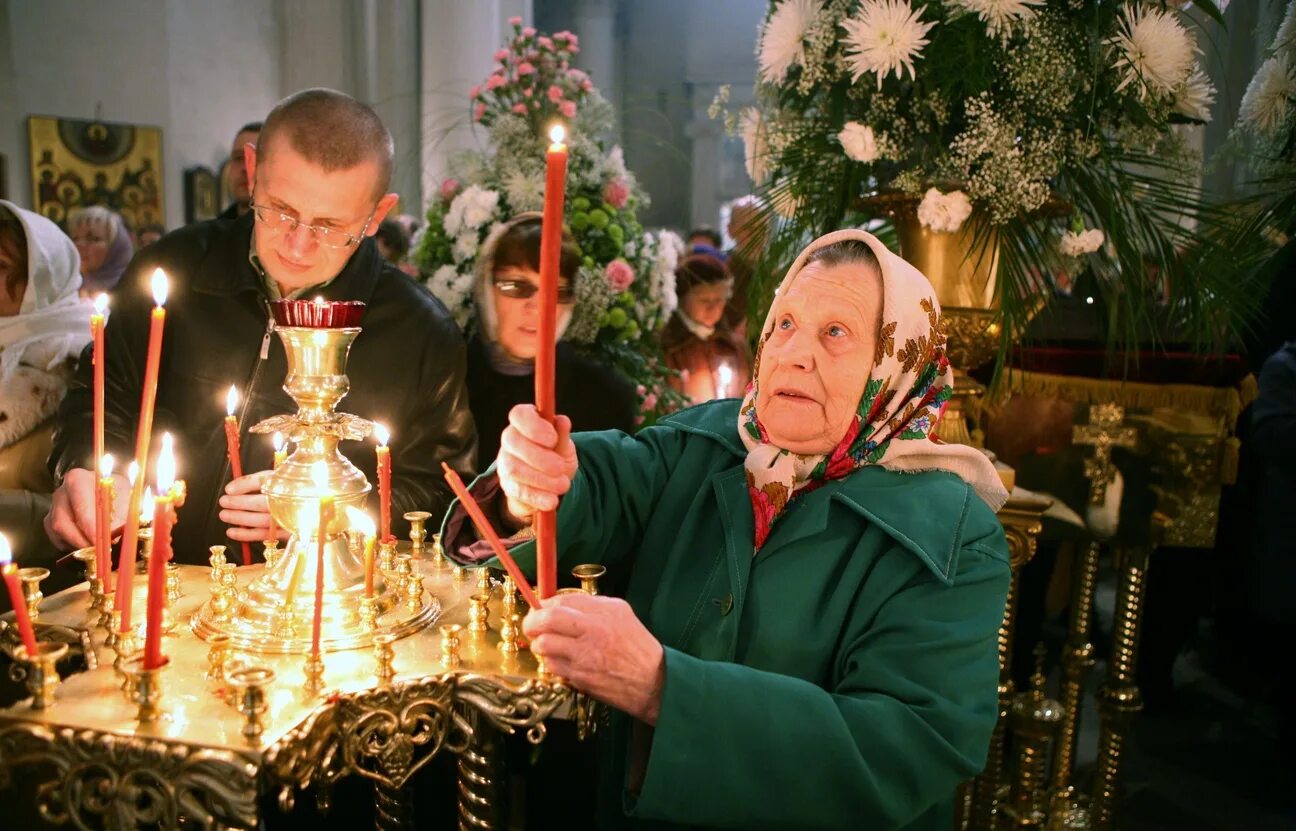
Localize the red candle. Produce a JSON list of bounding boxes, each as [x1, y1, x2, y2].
[[223, 385, 252, 566], [0, 535, 40, 658], [96, 454, 115, 585], [267, 433, 286, 544], [441, 463, 541, 610], [534, 124, 568, 600], [374, 423, 393, 544], [310, 462, 333, 658], [345, 507, 378, 598], [91, 293, 107, 570], [115, 269, 168, 632], [142, 433, 177, 670]]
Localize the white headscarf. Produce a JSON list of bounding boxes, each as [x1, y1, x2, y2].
[[0, 200, 93, 384]]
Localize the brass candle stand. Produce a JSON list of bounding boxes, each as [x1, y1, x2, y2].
[[191, 322, 436, 654], [18, 566, 48, 623], [1002, 647, 1063, 829], [12, 641, 68, 710], [121, 655, 168, 723]]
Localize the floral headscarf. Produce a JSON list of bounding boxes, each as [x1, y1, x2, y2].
[[739, 229, 1009, 550]]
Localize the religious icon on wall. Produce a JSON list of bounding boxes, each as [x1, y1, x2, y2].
[[26, 115, 164, 230], [184, 166, 219, 224]]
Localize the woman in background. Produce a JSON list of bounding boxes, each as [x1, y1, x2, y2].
[[660, 252, 750, 404], [68, 205, 133, 295]]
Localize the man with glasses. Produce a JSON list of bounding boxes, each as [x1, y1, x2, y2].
[[44, 88, 477, 564]]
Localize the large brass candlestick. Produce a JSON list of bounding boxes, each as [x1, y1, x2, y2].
[[192, 322, 437, 653]]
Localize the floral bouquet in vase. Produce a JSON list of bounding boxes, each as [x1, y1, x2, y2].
[[730, 0, 1267, 370], [414, 18, 688, 422]]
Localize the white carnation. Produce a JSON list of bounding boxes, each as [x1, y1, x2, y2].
[[446, 185, 500, 238], [917, 188, 973, 233], [453, 231, 479, 263], [1110, 3, 1196, 100], [837, 121, 879, 163], [758, 0, 819, 84], [1059, 228, 1105, 257], [427, 264, 459, 297], [1239, 54, 1296, 136]]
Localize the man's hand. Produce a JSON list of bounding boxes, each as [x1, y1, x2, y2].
[[45, 468, 131, 551], [523, 593, 666, 725], [497, 404, 579, 524], [219, 471, 286, 543]]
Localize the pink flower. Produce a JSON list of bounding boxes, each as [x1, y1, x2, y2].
[[634, 414, 645, 426], [554, 30, 579, 47], [559, 100, 577, 118], [547, 85, 564, 103], [493, 48, 508, 62], [679, 369, 691, 384], [581, 79, 593, 92], [508, 15, 522, 25], [537, 36, 554, 50], [604, 259, 635, 292], [473, 103, 487, 122], [636, 384, 646, 396], [568, 68, 587, 82], [641, 393, 658, 411], [512, 103, 528, 115], [523, 87, 533, 98], [603, 178, 630, 209], [468, 84, 481, 99], [439, 178, 461, 202], [522, 26, 536, 37], [516, 62, 535, 76], [486, 73, 506, 90]]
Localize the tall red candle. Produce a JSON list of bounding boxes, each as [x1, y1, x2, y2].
[[441, 464, 541, 610], [374, 423, 392, 544], [534, 124, 568, 600], [223, 385, 252, 566], [91, 293, 107, 573], [0, 535, 39, 658], [142, 433, 177, 670], [96, 455, 115, 585], [310, 462, 333, 658], [115, 269, 168, 632]]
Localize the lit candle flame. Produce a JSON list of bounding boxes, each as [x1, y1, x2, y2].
[[374, 422, 390, 448], [345, 506, 376, 539], [273, 432, 285, 452], [156, 433, 176, 492], [93, 293, 109, 315], [127, 461, 139, 486], [150, 269, 169, 306], [100, 453, 114, 478], [313, 295, 326, 306], [226, 385, 239, 417], [297, 505, 317, 541], [717, 363, 733, 393], [0, 533, 11, 566], [549, 124, 565, 145], [140, 487, 155, 521]]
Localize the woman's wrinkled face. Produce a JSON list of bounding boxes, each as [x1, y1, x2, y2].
[[492, 265, 573, 361], [682, 281, 729, 327], [755, 260, 882, 455], [71, 219, 110, 275]]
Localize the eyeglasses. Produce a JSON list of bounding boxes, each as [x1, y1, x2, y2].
[[251, 203, 373, 249], [494, 276, 575, 304]]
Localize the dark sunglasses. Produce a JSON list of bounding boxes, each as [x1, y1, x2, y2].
[[494, 276, 575, 304]]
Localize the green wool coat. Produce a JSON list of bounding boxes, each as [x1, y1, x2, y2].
[[497, 400, 1010, 830]]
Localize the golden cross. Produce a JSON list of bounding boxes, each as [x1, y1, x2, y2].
[[1072, 403, 1138, 505]]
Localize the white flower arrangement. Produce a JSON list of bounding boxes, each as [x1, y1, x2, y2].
[[917, 187, 973, 233], [1109, 3, 1197, 100], [759, 0, 820, 85], [837, 121, 878, 163], [1239, 54, 1296, 137]]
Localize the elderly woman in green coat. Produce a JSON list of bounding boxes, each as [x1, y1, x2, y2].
[[456, 228, 1012, 830]]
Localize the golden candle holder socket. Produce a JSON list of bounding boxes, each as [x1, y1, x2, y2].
[[122, 656, 168, 723], [206, 633, 232, 688], [403, 573, 424, 612], [377, 540, 396, 572], [393, 553, 413, 578], [430, 532, 446, 568], [263, 539, 281, 569], [166, 563, 182, 604], [13, 641, 68, 710], [404, 510, 432, 551], [374, 633, 397, 684], [501, 576, 518, 620], [209, 544, 228, 580], [468, 593, 490, 635], [303, 652, 325, 696], [440, 624, 463, 667], [139, 527, 154, 566], [18, 566, 49, 623], [498, 613, 521, 656], [227, 665, 274, 743], [273, 604, 296, 639], [113, 629, 141, 695], [572, 564, 606, 595], [476, 567, 494, 596], [453, 565, 466, 584], [71, 547, 104, 610], [359, 595, 380, 630]]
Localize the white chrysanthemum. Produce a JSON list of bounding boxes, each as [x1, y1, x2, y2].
[[917, 188, 973, 233], [1110, 4, 1196, 100], [444, 185, 500, 236], [949, 0, 1043, 39], [1059, 228, 1105, 257], [1239, 54, 1296, 135], [841, 0, 935, 89], [1273, 2, 1296, 57], [502, 169, 545, 213], [426, 264, 458, 298], [1173, 66, 1216, 122], [759, 0, 820, 84], [837, 121, 879, 163], [452, 231, 478, 263], [741, 108, 769, 184], [650, 230, 683, 319]]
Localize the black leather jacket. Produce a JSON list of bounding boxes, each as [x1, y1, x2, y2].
[[50, 213, 477, 564]]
